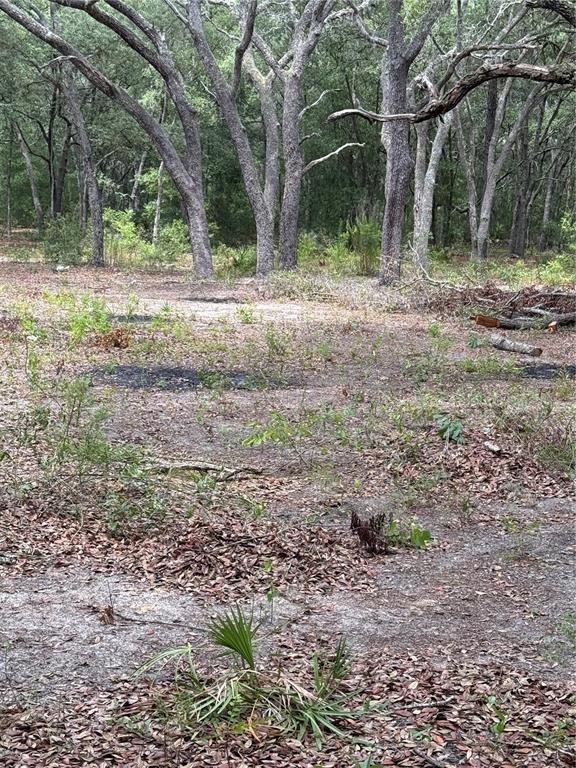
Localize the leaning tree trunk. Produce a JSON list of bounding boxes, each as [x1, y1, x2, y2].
[[244, 52, 281, 249], [0, 0, 215, 277], [186, 1, 274, 275], [15, 123, 44, 232], [63, 72, 104, 266], [279, 75, 305, 270]]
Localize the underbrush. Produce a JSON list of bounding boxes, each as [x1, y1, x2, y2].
[[428, 250, 575, 288]]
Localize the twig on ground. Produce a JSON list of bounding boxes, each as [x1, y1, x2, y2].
[[412, 747, 450, 767]]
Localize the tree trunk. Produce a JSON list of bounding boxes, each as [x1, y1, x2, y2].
[[129, 149, 148, 213], [244, 52, 280, 230], [539, 150, 558, 251], [477, 84, 542, 259], [413, 122, 429, 236], [15, 122, 44, 231], [5, 122, 13, 238], [379, 47, 412, 284], [454, 108, 479, 258], [186, 2, 274, 275], [509, 125, 530, 258], [279, 75, 305, 270], [152, 160, 165, 245], [1, 0, 214, 276], [63, 72, 104, 266], [52, 123, 72, 217], [413, 114, 453, 267], [182, 188, 214, 277]]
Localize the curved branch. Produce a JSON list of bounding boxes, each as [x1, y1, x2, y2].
[[303, 141, 364, 173], [526, 0, 576, 27], [329, 63, 576, 124]]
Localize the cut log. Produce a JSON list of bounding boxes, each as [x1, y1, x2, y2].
[[474, 311, 576, 330], [471, 314, 501, 328], [490, 334, 543, 356]]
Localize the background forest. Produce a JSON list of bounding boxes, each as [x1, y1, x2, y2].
[[0, 0, 575, 281]]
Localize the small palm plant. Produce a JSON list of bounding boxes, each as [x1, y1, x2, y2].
[[137, 608, 357, 746]]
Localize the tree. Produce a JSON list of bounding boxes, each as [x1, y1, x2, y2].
[[0, 0, 215, 275]]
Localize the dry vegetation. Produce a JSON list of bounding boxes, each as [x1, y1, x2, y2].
[[0, 261, 575, 767]]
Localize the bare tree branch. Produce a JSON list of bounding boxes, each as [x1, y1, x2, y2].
[[252, 31, 287, 80], [303, 141, 364, 173], [346, 0, 387, 47], [299, 88, 336, 119], [404, 0, 451, 64]]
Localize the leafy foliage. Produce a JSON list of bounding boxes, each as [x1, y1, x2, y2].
[[434, 413, 465, 444]]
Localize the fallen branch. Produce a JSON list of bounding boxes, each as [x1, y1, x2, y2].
[[490, 334, 543, 356], [146, 459, 262, 478]]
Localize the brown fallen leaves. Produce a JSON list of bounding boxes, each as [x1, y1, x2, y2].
[[1, 651, 574, 767], [0, 497, 376, 602]]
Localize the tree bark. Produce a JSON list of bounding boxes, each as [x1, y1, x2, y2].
[[243, 52, 280, 225], [52, 123, 72, 217], [379, 44, 412, 284], [377, 0, 450, 283], [152, 161, 165, 245], [477, 84, 542, 259], [5, 122, 13, 238], [185, 0, 274, 275], [129, 150, 148, 213], [279, 74, 305, 270], [454, 107, 479, 258], [539, 150, 558, 251], [413, 122, 429, 238], [509, 125, 530, 258], [490, 334, 543, 356]]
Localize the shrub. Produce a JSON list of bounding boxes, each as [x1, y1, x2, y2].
[[213, 243, 257, 277], [104, 209, 154, 265], [151, 220, 189, 267], [347, 216, 380, 276], [43, 214, 87, 265]]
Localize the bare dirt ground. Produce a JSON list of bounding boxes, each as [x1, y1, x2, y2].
[[0, 262, 575, 767]]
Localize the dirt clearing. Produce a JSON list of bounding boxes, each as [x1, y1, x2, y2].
[[1, 265, 574, 766]]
